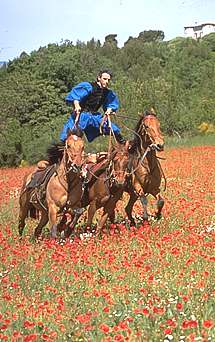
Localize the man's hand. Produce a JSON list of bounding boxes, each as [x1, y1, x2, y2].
[[73, 100, 81, 125], [74, 100, 81, 115]]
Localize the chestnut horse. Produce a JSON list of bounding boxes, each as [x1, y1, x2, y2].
[[62, 142, 130, 238], [18, 131, 84, 239], [125, 110, 165, 224]]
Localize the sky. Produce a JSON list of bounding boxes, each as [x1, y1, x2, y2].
[[0, 0, 215, 61]]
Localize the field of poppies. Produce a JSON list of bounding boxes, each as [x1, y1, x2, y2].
[[0, 145, 215, 341]]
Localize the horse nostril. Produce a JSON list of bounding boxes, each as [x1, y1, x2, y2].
[[157, 144, 164, 151]]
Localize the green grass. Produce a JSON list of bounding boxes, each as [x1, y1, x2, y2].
[[85, 134, 215, 154], [165, 134, 215, 148]]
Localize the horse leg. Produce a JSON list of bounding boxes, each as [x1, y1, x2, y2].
[[34, 210, 48, 238], [109, 211, 115, 224], [18, 206, 28, 237], [107, 208, 118, 235], [18, 192, 30, 237], [87, 201, 97, 229], [154, 194, 164, 220], [49, 204, 59, 239], [125, 192, 138, 226], [97, 198, 118, 236], [97, 210, 109, 236], [140, 195, 149, 221], [63, 209, 83, 239]]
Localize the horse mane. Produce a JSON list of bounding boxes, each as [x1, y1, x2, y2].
[[129, 113, 145, 153], [46, 142, 64, 164], [134, 113, 145, 137]]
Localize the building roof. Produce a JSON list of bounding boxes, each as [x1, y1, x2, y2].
[[184, 22, 215, 30]]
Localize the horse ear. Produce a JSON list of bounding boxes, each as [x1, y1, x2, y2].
[[150, 107, 157, 116], [144, 110, 150, 117]]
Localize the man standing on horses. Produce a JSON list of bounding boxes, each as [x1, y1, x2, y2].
[[60, 69, 125, 144]]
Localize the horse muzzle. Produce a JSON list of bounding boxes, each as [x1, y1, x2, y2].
[[155, 143, 164, 151], [150, 143, 164, 151], [113, 172, 128, 187], [114, 180, 125, 187]]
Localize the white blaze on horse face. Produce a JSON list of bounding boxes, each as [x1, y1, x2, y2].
[[73, 135, 78, 141]]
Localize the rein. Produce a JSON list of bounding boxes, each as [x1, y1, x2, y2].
[[114, 115, 144, 152], [156, 158, 167, 192], [112, 113, 139, 122], [128, 145, 151, 176]]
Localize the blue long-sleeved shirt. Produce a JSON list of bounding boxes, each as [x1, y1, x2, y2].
[[65, 81, 119, 112]]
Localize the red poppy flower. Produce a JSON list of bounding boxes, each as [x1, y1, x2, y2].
[[23, 321, 35, 329], [203, 320, 214, 328], [182, 320, 198, 329], [176, 302, 183, 310], [23, 334, 38, 342], [100, 323, 110, 334]]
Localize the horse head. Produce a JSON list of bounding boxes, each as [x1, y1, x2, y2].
[[65, 129, 84, 172], [143, 111, 164, 151], [134, 109, 164, 152], [110, 141, 130, 186]]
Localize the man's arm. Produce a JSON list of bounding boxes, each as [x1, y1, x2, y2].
[[65, 82, 93, 109], [103, 90, 119, 114]]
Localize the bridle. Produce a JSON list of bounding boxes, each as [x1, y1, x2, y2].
[[139, 115, 164, 152], [64, 140, 83, 174], [107, 151, 130, 185]]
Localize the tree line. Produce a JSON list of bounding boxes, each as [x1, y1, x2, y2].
[[0, 30, 215, 166]]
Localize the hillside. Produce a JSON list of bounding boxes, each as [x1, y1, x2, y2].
[[0, 31, 215, 166]]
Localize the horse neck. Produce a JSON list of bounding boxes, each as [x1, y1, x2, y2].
[[58, 153, 67, 173], [57, 156, 82, 199], [52, 155, 68, 191]]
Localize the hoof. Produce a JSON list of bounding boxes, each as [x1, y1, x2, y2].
[[155, 213, 162, 220], [50, 232, 57, 240]]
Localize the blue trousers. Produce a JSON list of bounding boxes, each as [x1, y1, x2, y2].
[[60, 112, 120, 142]]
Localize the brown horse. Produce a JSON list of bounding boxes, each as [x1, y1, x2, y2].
[[62, 142, 130, 238], [125, 110, 165, 225], [18, 131, 84, 239]]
